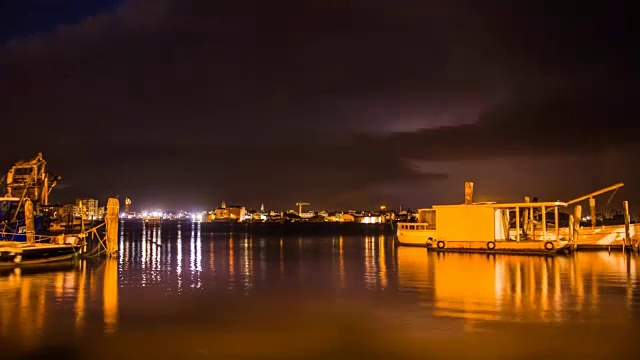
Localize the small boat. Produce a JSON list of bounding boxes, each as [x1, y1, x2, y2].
[[396, 183, 573, 255], [0, 238, 83, 268]]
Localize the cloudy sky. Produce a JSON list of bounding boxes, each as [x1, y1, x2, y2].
[[0, 0, 636, 211]]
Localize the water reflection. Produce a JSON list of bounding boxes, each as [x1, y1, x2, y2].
[[0, 259, 119, 353], [395, 247, 639, 324], [104, 258, 118, 334], [2, 225, 640, 358]]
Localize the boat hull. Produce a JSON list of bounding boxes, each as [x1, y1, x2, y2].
[[396, 236, 571, 255], [0, 243, 82, 268], [0, 215, 50, 242]]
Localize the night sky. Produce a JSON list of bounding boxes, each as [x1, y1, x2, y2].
[[1, 0, 637, 212]]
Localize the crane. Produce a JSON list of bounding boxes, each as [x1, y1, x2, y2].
[[296, 201, 310, 216]]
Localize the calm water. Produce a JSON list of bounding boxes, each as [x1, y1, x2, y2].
[[2, 221, 640, 359]]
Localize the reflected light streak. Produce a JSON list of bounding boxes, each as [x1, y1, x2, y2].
[[259, 238, 266, 282], [515, 262, 522, 313], [229, 237, 235, 290], [554, 262, 561, 315], [196, 223, 202, 272], [541, 260, 549, 313], [103, 258, 118, 334], [339, 236, 345, 288], [19, 276, 33, 343], [494, 260, 504, 310], [141, 223, 147, 269], [280, 238, 284, 282], [75, 261, 86, 334], [176, 225, 183, 292], [209, 235, 215, 272], [54, 272, 64, 300], [364, 236, 375, 289], [35, 279, 46, 338], [122, 234, 130, 268], [151, 230, 158, 279], [243, 237, 251, 292], [528, 258, 536, 308], [190, 225, 196, 273], [119, 224, 124, 264], [191, 223, 202, 289], [378, 236, 387, 288]]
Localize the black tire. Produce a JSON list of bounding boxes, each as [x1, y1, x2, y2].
[[436, 240, 445, 249], [487, 241, 496, 250], [544, 241, 554, 251]]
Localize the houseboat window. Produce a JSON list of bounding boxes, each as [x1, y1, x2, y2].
[[417, 225, 424, 230], [409, 225, 415, 230]]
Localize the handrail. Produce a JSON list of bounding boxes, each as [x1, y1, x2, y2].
[[566, 183, 624, 205]]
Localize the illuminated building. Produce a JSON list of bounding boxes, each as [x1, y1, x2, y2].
[[213, 200, 247, 222], [74, 198, 99, 220], [340, 213, 384, 223]]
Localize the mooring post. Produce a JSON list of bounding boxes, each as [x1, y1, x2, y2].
[[541, 205, 546, 241], [569, 215, 575, 243], [589, 197, 596, 229], [573, 205, 582, 244], [105, 198, 119, 256], [523, 196, 530, 239], [25, 198, 35, 245], [554, 206, 559, 241], [516, 206, 520, 242], [623, 201, 631, 251]]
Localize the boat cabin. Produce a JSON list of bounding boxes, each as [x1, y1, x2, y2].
[[0, 197, 24, 223], [398, 201, 569, 243]]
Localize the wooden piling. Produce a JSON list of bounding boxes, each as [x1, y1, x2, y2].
[[554, 206, 559, 241], [105, 198, 119, 256], [573, 205, 582, 244], [516, 206, 520, 242], [569, 215, 575, 243], [589, 197, 596, 229], [541, 205, 546, 241], [25, 198, 35, 245], [623, 201, 630, 250], [523, 196, 530, 239]]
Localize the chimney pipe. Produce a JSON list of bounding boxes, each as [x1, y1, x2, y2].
[[464, 182, 474, 205]]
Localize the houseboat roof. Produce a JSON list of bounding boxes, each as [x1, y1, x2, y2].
[[433, 201, 568, 209]]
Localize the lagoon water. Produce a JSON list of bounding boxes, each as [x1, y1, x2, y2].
[[1, 221, 640, 359]]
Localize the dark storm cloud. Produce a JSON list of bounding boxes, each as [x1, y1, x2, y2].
[[1, 0, 636, 209]]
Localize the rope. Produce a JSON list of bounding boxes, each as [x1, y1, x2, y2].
[[604, 188, 619, 215]]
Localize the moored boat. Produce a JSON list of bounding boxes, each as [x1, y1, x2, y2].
[[0, 238, 83, 268], [0, 153, 93, 266], [396, 183, 573, 255]]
